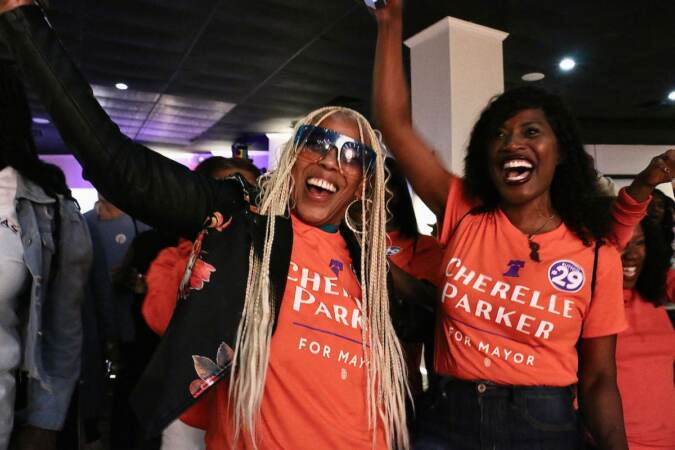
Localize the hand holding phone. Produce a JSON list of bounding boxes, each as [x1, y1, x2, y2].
[[364, 0, 387, 9]]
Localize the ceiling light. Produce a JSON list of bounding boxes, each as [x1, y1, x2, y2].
[[521, 72, 545, 82], [558, 57, 576, 71], [32, 117, 50, 124], [668, 90, 675, 101], [115, 82, 129, 91]]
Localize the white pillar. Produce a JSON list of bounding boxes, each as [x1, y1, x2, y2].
[[405, 17, 508, 233]]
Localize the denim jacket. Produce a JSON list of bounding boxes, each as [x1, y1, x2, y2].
[[15, 174, 92, 430]]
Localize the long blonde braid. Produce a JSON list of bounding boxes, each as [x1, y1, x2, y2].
[[229, 106, 409, 449]]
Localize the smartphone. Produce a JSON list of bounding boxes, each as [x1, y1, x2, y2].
[[364, 0, 387, 9]]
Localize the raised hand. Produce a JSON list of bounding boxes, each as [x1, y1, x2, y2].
[[626, 149, 675, 202], [0, 0, 33, 14], [638, 149, 675, 187], [371, 0, 403, 24]]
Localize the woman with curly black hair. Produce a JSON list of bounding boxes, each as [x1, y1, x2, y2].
[[616, 216, 675, 449], [372, 1, 674, 449]]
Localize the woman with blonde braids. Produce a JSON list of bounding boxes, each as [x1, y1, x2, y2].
[[0, 3, 411, 449]]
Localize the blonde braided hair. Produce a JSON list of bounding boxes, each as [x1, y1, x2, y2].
[[229, 106, 409, 449]]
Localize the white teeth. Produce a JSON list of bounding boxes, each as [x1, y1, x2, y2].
[[623, 266, 637, 277], [505, 171, 530, 181], [307, 177, 337, 193], [503, 159, 533, 170]]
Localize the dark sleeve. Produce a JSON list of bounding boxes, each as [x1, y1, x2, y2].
[[0, 5, 244, 236]]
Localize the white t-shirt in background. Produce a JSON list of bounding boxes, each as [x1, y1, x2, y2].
[[0, 167, 28, 303]]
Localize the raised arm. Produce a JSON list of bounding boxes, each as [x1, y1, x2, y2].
[[610, 149, 675, 248], [0, 2, 244, 235], [372, 0, 453, 218]]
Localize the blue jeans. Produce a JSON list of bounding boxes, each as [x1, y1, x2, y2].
[[413, 378, 582, 450]]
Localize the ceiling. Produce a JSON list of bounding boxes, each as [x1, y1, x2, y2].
[[4, 0, 675, 154]]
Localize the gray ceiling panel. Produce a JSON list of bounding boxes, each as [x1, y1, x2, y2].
[[10, 0, 674, 153]]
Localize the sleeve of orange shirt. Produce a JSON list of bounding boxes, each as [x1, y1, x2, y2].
[[407, 235, 443, 286], [581, 244, 628, 338], [609, 188, 650, 249], [142, 239, 193, 335], [439, 177, 479, 247]]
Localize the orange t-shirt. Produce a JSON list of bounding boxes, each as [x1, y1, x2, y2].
[[435, 177, 627, 386], [387, 231, 443, 285], [616, 290, 675, 449], [142, 239, 193, 335], [191, 215, 387, 449]]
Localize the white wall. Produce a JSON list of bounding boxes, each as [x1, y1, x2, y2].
[[589, 144, 674, 198]]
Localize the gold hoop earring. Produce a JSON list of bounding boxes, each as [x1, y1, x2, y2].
[[344, 199, 361, 234], [344, 197, 372, 234]]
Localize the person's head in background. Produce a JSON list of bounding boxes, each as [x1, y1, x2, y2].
[[385, 157, 419, 238], [0, 60, 70, 199], [621, 217, 672, 305], [647, 189, 674, 225], [95, 194, 124, 220], [194, 156, 261, 185], [647, 190, 674, 257]]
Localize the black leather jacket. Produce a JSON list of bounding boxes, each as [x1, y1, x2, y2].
[[0, 5, 421, 436]]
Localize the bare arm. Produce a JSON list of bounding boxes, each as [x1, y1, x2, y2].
[[624, 149, 675, 202], [609, 149, 675, 248], [389, 262, 436, 309], [372, 0, 453, 218], [578, 335, 628, 450]]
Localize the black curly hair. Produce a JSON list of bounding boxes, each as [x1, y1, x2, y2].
[[464, 86, 612, 245], [0, 61, 72, 284], [634, 217, 672, 305], [0, 61, 71, 199], [194, 156, 261, 180], [648, 190, 674, 244]]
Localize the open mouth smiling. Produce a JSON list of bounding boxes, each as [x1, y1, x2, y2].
[[306, 177, 338, 196], [500, 157, 535, 184], [622, 265, 637, 278]]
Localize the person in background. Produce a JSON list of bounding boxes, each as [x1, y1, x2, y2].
[[71, 223, 117, 450], [142, 156, 261, 338], [191, 156, 260, 186], [372, 1, 675, 448], [84, 195, 150, 346], [0, 61, 91, 450], [616, 216, 675, 449], [647, 189, 675, 268], [646, 189, 673, 225], [384, 157, 441, 404], [83, 195, 151, 450], [140, 156, 261, 450]]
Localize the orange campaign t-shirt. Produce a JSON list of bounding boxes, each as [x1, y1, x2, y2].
[[435, 177, 627, 386], [195, 215, 387, 450], [387, 230, 443, 286], [616, 290, 675, 450]]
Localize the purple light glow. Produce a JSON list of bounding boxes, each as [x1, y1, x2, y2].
[[40, 151, 268, 194]]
